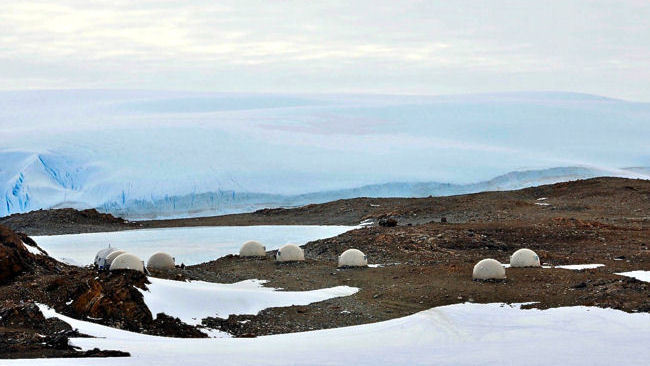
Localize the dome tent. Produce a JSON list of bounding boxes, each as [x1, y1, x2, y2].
[[94, 247, 120, 270], [105, 250, 127, 267], [510, 248, 541, 268], [110, 253, 145, 272], [239, 240, 266, 257], [147, 252, 175, 270], [472, 258, 506, 280], [338, 249, 368, 267], [276, 243, 304, 262]]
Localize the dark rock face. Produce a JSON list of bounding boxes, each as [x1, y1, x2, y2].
[[0, 224, 34, 284], [0, 301, 53, 330], [49, 270, 207, 338], [71, 271, 152, 331], [378, 217, 398, 227], [150, 313, 207, 338]]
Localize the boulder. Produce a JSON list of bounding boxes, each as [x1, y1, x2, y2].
[[378, 217, 398, 227]]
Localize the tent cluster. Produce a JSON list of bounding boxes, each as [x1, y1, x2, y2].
[[94, 240, 370, 273], [94, 240, 540, 283], [95, 241, 537, 280], [94, 247, 176, 273], [473, 248, 541, 280], [239, 241, 369, 268]]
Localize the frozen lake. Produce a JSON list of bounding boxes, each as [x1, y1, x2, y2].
[[32, 225, 355, 266]]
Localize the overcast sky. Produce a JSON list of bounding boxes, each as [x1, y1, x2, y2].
[[1, 1, 648, 101]]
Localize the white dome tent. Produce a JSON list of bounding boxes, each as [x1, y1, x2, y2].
[[104, 250, 127, 268], [94, 246, 120, 270], [239, 240, 266, 257], [472, 258, 506, 280], [276, 243, 304, 262], [110, 253, 145, 273], [147, 252, 175, 270], [510, 248, 541, 268], [338, 249, 368, 267]]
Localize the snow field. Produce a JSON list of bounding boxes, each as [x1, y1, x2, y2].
[[7, 302, 647, 366], [140, 277, 359, 326]]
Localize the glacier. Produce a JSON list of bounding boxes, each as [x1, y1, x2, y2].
[[1, 90, 649, 218]]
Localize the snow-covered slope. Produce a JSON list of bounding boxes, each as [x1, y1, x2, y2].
[[11, 302, 648, 365], [1, 90, 649, 218]]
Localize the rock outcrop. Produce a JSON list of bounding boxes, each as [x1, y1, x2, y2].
[[0, 224, 34, 284]]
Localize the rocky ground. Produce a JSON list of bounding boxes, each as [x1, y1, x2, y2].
[[165, 217, 649, 337], [0, 177, 649, 357], [0, 208, 137, 236]]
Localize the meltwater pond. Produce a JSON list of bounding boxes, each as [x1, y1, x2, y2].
[[32, 225, 355, 266]]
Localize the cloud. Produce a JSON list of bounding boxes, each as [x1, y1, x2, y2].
[[0, 1, 649, 100]]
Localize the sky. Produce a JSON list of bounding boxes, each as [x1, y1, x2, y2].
[[1, 0, 649, 101]]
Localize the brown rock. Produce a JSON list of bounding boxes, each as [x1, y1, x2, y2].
[[72, 272, 151, 331], [0, 224, 34, 284], [378, 217, 398, 227]]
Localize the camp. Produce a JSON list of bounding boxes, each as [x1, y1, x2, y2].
[[510, 248, 541, 267], [104, 249, 127, 268], [338, 249, 368, 267], [472, 258, 506, 280], [94, 247, 120, 269], [110, 253, 145, 272], [239, 240, 266, 257], [275, 243, 304, 262], [147, 252, 175, 270]]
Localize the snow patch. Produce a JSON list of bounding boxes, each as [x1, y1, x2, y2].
[[368, 263, 401, 268], [57, 257, 84, 266], [22, 242, 45, 256], [140, 277, 359, 325], [555, 264, 605, 270], [616, 271, 650, 283]]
